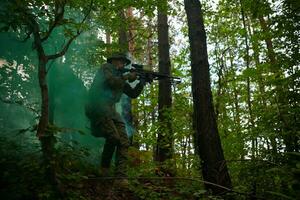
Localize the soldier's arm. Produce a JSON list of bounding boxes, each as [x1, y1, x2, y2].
[[102, 64, 125, 89], [123, 81, 145, 98]]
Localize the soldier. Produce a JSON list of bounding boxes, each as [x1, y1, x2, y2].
[[85, 53, 145, 188]]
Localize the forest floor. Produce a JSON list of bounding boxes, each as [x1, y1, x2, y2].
[[61, 175, 201, 200], [81, 177, 139, 200]]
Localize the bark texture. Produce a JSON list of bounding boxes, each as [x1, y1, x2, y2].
[[155, 2, 173, 164], [184, 0, 232, 194]]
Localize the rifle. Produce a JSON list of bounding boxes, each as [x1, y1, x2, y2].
[[122, 64, 181, 84]]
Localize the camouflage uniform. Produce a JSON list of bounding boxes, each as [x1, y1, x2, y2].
[[86, 59, 144, 177]]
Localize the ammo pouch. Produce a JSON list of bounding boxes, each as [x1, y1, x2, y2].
[[85, 104, 103, 137]]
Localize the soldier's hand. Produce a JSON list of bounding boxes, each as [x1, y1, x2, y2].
[[128, 72, 137, 82], [146, 74, 154, 83], [123, 72, 137, 82]]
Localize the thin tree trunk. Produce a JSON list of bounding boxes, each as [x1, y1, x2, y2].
[[118, 9, 136, 143], [249, 18, 278, 156], [240, 2, 259, 198], [240, 0, 256, 159], [187, 135, 192, 171], [228, 45, 245, 159], [29, 16, 59, 195], [118, 10, 128, 51], [214, 44, 223, 119], [23, 2, 90, 197], [155, 1, 173, 166], [105, 30, 112, 54], [258, 16, 276, 66], [256, 7, 297, 152], [126, 7, 135, 56], [106, 31, 111, 44], [184, 0, 232, 194]]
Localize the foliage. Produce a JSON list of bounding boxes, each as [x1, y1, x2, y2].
[[0, 0, 299, 199]]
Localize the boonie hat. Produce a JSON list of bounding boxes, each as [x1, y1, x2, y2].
[[107, 53, 131, 65]]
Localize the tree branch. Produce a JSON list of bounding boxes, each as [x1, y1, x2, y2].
[[21, 30, 33, 42], [0, 98, 23, 106], [226, 159, 280, 166], [127, 29, 153, 44], [80, 0, 94, 26], [41, 0, 67, 42], [47, 33, 79, 60], [46, 57, 56, 73], [47, 0, 93, 60]]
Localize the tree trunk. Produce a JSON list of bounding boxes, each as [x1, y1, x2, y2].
[[37, 58, 57, 184], [184, 0, 232, 194], [29, 17, 59, 195], [105, 30, 112, 54], [118, 10, 129, 51], [118, 9, 137, 144], [215, 53, 225, 120], [155, 1, 173, 165], [228, 46, 245, 159], [126, 7, 135, 56], [255, 3, 298, 152], [249, 17, 278, 156], [258, 16, 276, 66], [240, 0, 256, 158]]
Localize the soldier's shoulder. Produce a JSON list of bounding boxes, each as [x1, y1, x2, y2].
[[101, 63, 114, 69], [101, 63, 116, 75]]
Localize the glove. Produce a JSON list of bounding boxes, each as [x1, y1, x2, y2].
[[145, 73, 154, 83], [139, 73, 153, 85], [139, 76, 146, 86], [123, 72, 137, 82]]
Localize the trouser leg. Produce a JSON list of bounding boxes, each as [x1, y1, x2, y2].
[[99, 119, 120, 169], [94, 117, 129, 177], [114, 121, 129, 177], [101, 138, 116, 168]]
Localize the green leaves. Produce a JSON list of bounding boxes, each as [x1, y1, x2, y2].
[[0, 0, 299, 199], [265, 191, 296, 200]]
